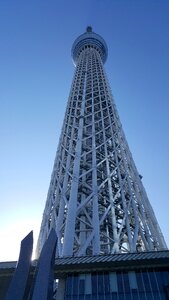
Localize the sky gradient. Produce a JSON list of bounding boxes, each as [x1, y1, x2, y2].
[[0, 0, 169, 261]]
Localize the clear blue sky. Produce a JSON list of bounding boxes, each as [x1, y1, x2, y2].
[[0, 0, 169, 261]]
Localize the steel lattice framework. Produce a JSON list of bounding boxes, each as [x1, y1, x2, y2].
[[36, 27, 167, 258]]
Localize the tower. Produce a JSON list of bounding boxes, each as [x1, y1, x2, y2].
[[37, 26, 167, 258], [1, 27, 169, 300]]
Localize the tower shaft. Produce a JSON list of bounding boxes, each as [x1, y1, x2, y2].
[[37, 28, 166, 258]]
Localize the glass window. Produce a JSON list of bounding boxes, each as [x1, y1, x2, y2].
[[79, 279, 85, 295], [104, 295, 111, 300], [139, 293, 146, 300], [153, 292, 164, 300], [128, 271, 138, 290], [161, 271, 169, 286], [163, 284, 169, 299], [131, 290, 139, 300], [117, 272, 124, 293], [148, 271, 159, 292], [110, 272, 118, 292], [85, 273, 92, 294], [136, 272, 144, 292], [92, 273, 98, 295], [98, 273, 104, 294], [155, 271, 164, 292], [111, 292, 118, 300], [118, 294, 125, 300], [73, 275, 79, 295], [104, 272, 110, 294], [66, 276, 72, 295], [98, 295, 104, 300], [85, 295, 91, 300], [144, 292, 153, 300], [123, 272, 130, 293], [142, 272, 151, 291]]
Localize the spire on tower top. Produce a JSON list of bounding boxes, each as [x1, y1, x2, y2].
[[86, 26, 92, 32]]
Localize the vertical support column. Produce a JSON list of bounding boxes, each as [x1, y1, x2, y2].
[[62, 65, 87, 256], [91, 55, 100, 254]]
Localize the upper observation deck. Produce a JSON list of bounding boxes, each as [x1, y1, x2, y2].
[[71, 26, 108, 66]]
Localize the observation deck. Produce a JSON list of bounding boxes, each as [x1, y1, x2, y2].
[[71, 26, 108, 65]]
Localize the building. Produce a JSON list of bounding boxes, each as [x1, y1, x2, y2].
[[1, 27, 169, 300], [1, 250, 169, 299]]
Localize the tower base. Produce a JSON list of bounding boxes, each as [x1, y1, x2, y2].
[[1, 251, 169, 299]]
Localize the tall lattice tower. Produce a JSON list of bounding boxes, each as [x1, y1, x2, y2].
[[36, 27, 166, 258]]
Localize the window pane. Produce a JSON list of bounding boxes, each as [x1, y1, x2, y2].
[[139, 293, 146, 300], [151, 292, 161, 300], [73, 275, 79, 295], [85, 273, 92, 294], [118, 294, 125, 300], [111, 292, 118, 300], [104, 294, 111, 300], [164, 284, 169, 299], [98, 273, 104, 294], [142, 272, 151, 291], [155, 271, 164, 292], [123, 272, 130, 293], [136, 272, 144, 292], [98, 295, 104, 300], [117, 272, 124, 293], [85, 295, 91, 300], [128, 271, 138, 290], [110, 272, 118, 292], [104, 272, 110, 294], [66, 276, 72, 295], [145, 292, 153, 300], [148, 271, 158, 292], [131, 290, 139, 300], [92, 273, 98, 295], [161, 271, 169, 285], [79, 279, 85, 295]]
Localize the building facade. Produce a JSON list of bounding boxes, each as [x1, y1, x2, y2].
[[0, 250, 169, 300], [1, 250, 169, 299], [58, 251, 169, 300]]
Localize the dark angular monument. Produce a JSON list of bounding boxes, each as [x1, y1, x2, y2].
[[4, 229, 57, 300], [30, 229, 57, 300], [5, 231, 33, 300]]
